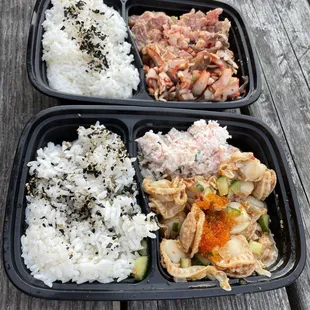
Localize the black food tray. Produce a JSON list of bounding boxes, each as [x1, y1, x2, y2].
[[27, 0, 261, 110], [3, 106, 305, 300]]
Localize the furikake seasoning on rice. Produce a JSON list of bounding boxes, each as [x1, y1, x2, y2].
[[21, 123, 158, 287], [42, 0, 140, 98]]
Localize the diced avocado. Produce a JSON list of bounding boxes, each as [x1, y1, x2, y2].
[[229, 180, 241, 195], [217, 176, 229, 196], [248, 241, 263, 256], [227, 206, 241, 216], [194, 181, 204, 193], [194, 253, 211, 266], [258, 214, 270, 232], [138, 239, 147, 256], [133, 256, 148, 281], [180, 258, 191, 268]]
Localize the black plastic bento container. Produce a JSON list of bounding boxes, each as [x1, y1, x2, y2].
[[3, 106, 305, 300], [27, 0, 261, 110]]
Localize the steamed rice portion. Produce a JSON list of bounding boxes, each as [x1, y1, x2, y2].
[[42, 0, 140, 98], [21, 123, 158, 287], [136, 120, 236, 179]]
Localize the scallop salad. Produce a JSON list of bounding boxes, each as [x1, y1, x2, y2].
[[137, 120, 278, 291]]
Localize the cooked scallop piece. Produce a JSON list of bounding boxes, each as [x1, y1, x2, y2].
[[244, 196, 267, 222], [143, 177, 187, 198], [160, 239, 231, 291], [213, 235, 270, 278], [143, 176, 188, 218], [160, 239, 188, 264], [161, 212, 187, 239], [219, 151, 267, 182], [229, 202, 252, 236], [179, 211, 197, 252], [150, 198, 186, 219], [179, 205, 205, 257], [252, 169, 277, 201], [258, 233, 278, 268]]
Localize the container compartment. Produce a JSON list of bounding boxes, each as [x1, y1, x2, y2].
[[123, 0, 261, 109], [3, 106, 305, 300], [133, 119, 293, 284], [27, 0, 144, 101], [3, 111, 160, 300]]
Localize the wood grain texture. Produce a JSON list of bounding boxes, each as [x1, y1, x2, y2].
[[128, 290, 291, 310], [272, 0, 310, 88]]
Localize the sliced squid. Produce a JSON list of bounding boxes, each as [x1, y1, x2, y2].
[[252, 169, 277, 201], [160, 239, 231, 291]]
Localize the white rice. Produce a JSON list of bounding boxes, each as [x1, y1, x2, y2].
[[21, 123, 158, 287], [42, 0, 140, 98], [136, 120, 237, 179]]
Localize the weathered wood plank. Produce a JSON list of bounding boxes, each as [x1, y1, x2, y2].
[[272, 0, 310, 88], [128, 289, 291, 310]]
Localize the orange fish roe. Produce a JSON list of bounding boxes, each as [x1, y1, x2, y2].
[[195, 193, 229, 211], [198, 210, 235, 257]]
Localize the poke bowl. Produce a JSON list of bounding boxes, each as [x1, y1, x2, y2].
[[27, 0, 261, 109], [3, 105, 305, 300]]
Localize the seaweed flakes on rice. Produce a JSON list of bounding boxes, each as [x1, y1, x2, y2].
[[42, 0, 140, 98], [21, 123, 158, 287]]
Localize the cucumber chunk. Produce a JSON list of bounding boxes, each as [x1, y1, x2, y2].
[[180, 258, 191, 268], [194, 181, 205, 193], [248, 241, 263, 256], [194, 253, 211, 266], [258, 214, 270, 232], [133, 256, 148, 281], [217, 176, 229, 196], [229, 180, 241, 195], [227, 206, 241, 216], [138, 239, 147, 256], [172, 222, 180, 232]]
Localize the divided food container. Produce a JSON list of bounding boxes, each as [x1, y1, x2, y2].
[[27, 0, 261, 109], [3, 106, 305, 300]]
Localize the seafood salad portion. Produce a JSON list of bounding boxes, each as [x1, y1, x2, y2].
[[137, 120, 278, 291], [129, 9, 247, 101]]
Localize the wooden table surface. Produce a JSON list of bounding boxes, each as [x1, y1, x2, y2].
[[0, 0, 309, 309]]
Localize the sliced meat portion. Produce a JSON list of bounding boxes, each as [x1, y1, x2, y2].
[[129, 8, 244, 102], [130, 11, 172, 51]]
